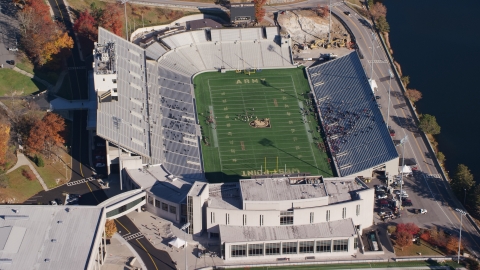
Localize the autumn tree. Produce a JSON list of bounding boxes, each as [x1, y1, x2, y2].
[[74, 10, 98, 42], [445, 236, 461, 255], [376, 16, 390, 33], [436, 151, 446, 164], [405, 89, 422, 103], [419, 114, 441, 135], [0, 119, 10, 166], [395, 231, 412, 251], [105, 219, 117, 238], [450, 164, 475, 198], [99, 3, 124, 37], [370, 2, 387, 21], [19, 0, 74, 66], [26, 112, 66, 158], [401, 75, 410, 87], [254, 0, 267, 23], [397, 223, 420, 236], [316, 4, 330, 18]]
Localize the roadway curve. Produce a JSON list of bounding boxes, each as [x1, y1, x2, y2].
[[332, 4, 480, 257]]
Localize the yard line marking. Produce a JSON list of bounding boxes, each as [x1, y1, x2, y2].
[[240, 141, 245, 150]]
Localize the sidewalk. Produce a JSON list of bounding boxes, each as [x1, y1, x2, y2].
[[6, 152, 48, 191]]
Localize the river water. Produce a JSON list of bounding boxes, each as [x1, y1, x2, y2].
[[384, 0, 480, 180]]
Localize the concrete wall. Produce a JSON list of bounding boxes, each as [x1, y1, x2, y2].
[[207, 189, 374, 233], [223, 236, 356, 261], [146, 192, 181, 223], [243, 196, 329, 211]]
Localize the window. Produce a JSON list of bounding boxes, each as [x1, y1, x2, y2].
[[356, 204, 360, 216], [211, 212, 215, 223], [326, 210, 330, 221], [342, 207, 346, 219], [155, 199, 160, 208], [282, 242, 297, 254], [231, 244, 247, 257], [243, 215, 247, 226], [169, 205, 176, 214], [354, 237, 358, 249], [333, 239, 349, 252], [310, 212, 314, 223], [316, 240, 331, 253], [280, 211, 294, 225], [148, 196, 153, 205], [226, 213, 229, 225], [248, 244, 263, 256], [265, 243, 280, 255], [161, 202, 168, 211], [299, 241, 314, 253], [260, 215, 264, 226]]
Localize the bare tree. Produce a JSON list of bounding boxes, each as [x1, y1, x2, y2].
[[370, 2, 387, 21]]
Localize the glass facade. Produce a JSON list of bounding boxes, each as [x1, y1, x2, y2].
[[316, 240, 331, 252], [231, 244, 247, 257], [265, 243, 281, 255], [282, 242, 297, 254], [333, 239, 349, 252], [299, 241, 314, 253], [248, 244, 263, 256]]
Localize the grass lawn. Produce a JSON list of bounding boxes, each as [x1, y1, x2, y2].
[[394, 239, 445, 256], [0, 165, 43, 203], [16, 56, 59, 86], [0, 69, 45, 97], [230, 260, 461, 270], [194, 68, 333, 182]]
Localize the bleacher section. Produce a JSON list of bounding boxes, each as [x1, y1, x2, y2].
[[307, 52, 398, 177], [97, 26, 292, 181]]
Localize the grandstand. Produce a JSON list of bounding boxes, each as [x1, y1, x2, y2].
[[95, 26, 293, 182], [306, 52, 399, 177]]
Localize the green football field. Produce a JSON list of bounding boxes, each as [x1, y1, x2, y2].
[[194, 67, 333, 182]]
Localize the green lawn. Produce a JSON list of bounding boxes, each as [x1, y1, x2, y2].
[[16, 57, 59, 86], [194, 68, 333, 183], [230, 260, 460, 270], [1, 165, 43, 203], [0, 69, 45, 97], [394, 239, 445, 256]]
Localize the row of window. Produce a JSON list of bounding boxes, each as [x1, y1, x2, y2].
[[147, 196, 176, 214], [210, 205, 360, 226], [230, 239, 350, 257]]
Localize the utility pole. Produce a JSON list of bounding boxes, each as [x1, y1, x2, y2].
[[399, 136, 408, 207], [455, 208, 466, 264], [112, 116, 123, 190], [181, 222, 190, 270], [386, 69, 393, 127], [370, 31, 376, 79], [121, 0, 129, 40], [328, 0, 332, 44]]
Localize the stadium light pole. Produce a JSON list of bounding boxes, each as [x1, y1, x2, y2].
[[112, 116, 123, 190], [328, 0, 332, 44], [455, 208, 466, 264], [121, 0, 129, 40], [399, 136, 408, 207], [181, 222, 190, 270], [386, 69, 393, 128], [370, 31, 376, 79]]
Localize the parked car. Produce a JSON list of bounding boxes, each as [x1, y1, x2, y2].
[[399, 193, 409, 198], [394, 190, 407, 195], [377, 193, 388, 199], [379, 199, 389, 207], [95, 163, 106, 168], [402, 199, 413, 207], [8, 47, 18, 51], [343, 11, 351, 16], [55, 198, 63, 205], [414, 208, 427, 214], [65, 194, 81, 205], [50, 200, 58, 205]]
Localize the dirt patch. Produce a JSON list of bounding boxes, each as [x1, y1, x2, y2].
[[249, 118, 271, 128], [275, 9, 349, 49]]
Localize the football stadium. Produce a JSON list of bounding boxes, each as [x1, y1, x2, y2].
[[91, 18, 399, 263]]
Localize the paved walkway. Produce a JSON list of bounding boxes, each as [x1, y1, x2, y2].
[[6, 152, 48, 191]]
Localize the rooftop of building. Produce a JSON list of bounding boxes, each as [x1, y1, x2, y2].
[[220, 218, 356, 243], [126, 165, 194, 204], [187, 18, 223, 30], [208, 182, 242, 210], [93, 41, 116, 75], [240, 176, 326, 202], [324, 178, 368, 204], [0, 205, 102, 270]]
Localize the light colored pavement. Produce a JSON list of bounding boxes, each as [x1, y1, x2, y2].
[[6, 152, 48, 191], [102, 233, 146, 270]]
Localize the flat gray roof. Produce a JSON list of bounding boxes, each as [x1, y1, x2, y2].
[[324, 178, 367, 204], [220, 218, 355, 243], [307, 52, 398, 177], [208, 183, 242, 210], [240, 177, 326, 202], [0, 205, 102, 270]]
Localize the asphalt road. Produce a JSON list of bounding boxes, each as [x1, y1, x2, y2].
[[332, 4, 480, 256], [0, 0, 19, 68], [115, 216, 177, 270], [47, 0, 88, 100]]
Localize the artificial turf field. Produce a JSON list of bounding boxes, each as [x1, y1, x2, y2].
[[194, 67, 333, 182]]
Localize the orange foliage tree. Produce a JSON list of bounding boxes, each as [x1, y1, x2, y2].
[[0, 120, 10, 166], [26, 113, 66, 158], [317, 4, 330, 18], [99, 3, 124, 37], [18, 0, 73, 66], [405, 89, 423, 103], [370, 2, 387, 21], [254, 0, 267, 22], [397, 223, 420, 236], [74, 10, 98, 42], [395, 231, 413, 250], [445, 237, 462, 255]]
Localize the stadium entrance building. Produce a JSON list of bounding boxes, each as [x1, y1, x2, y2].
[[230, 2, 256, 24]]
